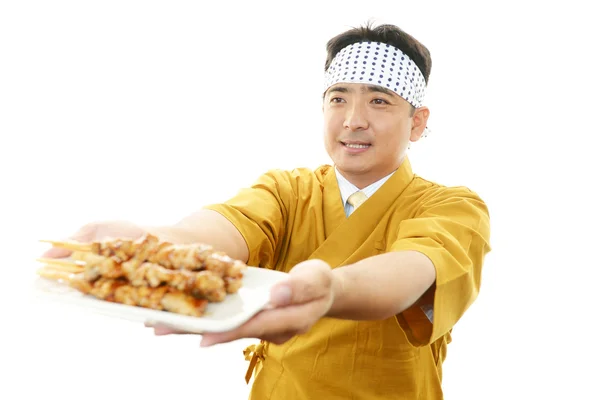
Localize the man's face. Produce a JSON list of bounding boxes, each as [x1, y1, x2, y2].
[[322, 83, 428, 188]]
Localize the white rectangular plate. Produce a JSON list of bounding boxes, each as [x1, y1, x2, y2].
[[32, 266, 289, 333]]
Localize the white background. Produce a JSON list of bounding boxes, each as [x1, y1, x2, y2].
[[1, 1, 599, 399]]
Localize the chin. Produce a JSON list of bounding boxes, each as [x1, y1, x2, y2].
[[334, 158, 372, 174]]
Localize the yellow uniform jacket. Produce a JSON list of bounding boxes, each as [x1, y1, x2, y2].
[[205, 158, 491, 399]]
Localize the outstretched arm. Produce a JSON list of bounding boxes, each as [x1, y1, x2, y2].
[[189, 253, 433, 347], [42, 211, 248, 262], [149, 209, 249, 263], [327, 250, 435, 320], [179, 188, 490, 347]]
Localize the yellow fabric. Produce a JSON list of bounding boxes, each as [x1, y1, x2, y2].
[[244, 342, 266, 383], [347, 190, 368, 208], [204, 158, 491, 400]]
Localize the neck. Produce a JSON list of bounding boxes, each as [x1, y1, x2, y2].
[[337, 157, 405, 190]]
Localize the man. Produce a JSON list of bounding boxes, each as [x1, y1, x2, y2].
[[45, 22, 491, 399]]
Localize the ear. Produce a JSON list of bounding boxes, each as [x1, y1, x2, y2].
[[410, 106, 430, 142]]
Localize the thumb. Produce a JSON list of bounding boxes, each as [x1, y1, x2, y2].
[[41, 247, 72, 258], [40, 224, 97, 259], [270, 283, 293, 307], [70, 223, 98, 242], [269, 260, 332, 307]]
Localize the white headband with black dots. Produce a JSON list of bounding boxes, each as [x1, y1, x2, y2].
[[324, 41, 427, 108]]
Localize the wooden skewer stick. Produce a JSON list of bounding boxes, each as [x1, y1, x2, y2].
[[39, 239, 92, 252], [36, 258, 85, 272], [36, 265, 77, 281]]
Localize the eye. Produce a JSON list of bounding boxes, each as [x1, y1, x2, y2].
[[330, 97, 345, 103], [371, 98, 390, 105]]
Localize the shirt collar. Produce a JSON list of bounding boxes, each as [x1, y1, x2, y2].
[[334, 167, 396, 205]]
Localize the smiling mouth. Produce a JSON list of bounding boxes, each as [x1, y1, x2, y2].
[[341, 142, 371, 149]]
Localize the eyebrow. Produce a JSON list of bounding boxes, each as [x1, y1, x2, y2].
[[326, 84, 396, 98], [365, 85, 396, 97]]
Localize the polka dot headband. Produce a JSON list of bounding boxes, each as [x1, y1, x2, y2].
[[324, 41, 427, 108]]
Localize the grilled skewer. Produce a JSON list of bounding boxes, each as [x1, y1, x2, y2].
[[41, 234, 247, 280], [37, 265, 209, 317], [38, 256, 235, 302], [39, 234, 247, 316]]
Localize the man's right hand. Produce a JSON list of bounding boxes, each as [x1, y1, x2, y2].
[[41, 220, 146, 258]]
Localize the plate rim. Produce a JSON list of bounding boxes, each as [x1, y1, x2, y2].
[[32, 266, 289, 333]]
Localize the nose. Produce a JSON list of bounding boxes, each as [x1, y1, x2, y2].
[[344, 103, 369, 131]]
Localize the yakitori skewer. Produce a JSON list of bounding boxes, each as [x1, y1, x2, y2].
[[39, 239, 92, 252], [38, 234, 248, 317], [40, 234, 247, 280], [35, 258, 84, 273], [37, 256, 231, 302], [37, 264, 78, 281], [37, 264, 209, 317]]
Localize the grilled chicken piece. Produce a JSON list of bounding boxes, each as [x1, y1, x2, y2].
[[72, 253, 237, 301], [69, 274, 208, 317], [84, 234, 248, 279], [129, 263, 228, 302]]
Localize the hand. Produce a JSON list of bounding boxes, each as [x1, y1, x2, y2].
[[147, 259, 337, 347], [42, 220, 146, 258]]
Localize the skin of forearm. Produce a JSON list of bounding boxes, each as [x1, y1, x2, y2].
[[326, 251, 436, 321], [144, 210, 250, 263]]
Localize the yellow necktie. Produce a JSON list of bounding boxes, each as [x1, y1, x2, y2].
[[347, 191, 368, 209]]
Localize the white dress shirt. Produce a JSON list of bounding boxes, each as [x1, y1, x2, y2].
[[334, 167, 396, 217]]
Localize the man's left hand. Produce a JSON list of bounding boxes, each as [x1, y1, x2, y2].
[[146, 259, 336, 347]]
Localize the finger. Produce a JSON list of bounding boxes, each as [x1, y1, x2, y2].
[[201, 262, 334, 346], [199, 307, 299, 346], [41, 247, 72, 259], [40, 225, 96, 258], [269, 260, 332, 307], [260, 331, 297, 345], [200, 298, 325, 346], [144, 322, 198, 336], [70, 223, 97, 242]]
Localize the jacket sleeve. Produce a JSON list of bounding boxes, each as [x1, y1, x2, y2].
[[203, 169, 292, 269], [390, 186, 492, 346]]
